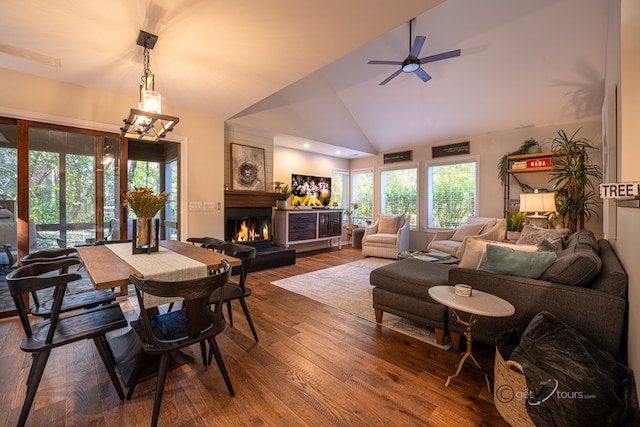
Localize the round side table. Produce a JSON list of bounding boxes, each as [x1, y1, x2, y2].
[[428, 285, 515, 392]]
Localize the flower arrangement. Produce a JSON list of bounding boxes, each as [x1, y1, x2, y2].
[[121, 187, 168, 218]]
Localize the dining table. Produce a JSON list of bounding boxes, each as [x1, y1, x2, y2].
[[76, 240, 241, 385]]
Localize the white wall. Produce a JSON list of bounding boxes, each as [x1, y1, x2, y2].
[[0, 68, 227, 241], [619, 0, 640, 379]]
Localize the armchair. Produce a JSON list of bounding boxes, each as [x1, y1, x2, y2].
[[361, 214, 410, 259]]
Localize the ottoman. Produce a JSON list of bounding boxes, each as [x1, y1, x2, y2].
[[352, 227, 365, 249], [369, 258, 456, 345]]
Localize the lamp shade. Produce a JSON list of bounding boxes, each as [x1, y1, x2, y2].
[[520, 192, 556, 217]]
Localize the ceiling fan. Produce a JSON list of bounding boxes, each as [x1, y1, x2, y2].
[[368, 20, 461, 86]]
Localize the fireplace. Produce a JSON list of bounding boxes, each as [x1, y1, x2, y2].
[[224, 207, 273, 251]]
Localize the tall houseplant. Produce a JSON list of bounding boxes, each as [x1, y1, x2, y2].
[[548, 129, 602, 234]]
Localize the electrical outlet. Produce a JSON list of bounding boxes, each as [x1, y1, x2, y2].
[[190, 201, 203, 211]]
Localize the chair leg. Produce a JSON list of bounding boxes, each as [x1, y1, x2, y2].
[[239, 297, 259, 342], [208, 338, 235, 397], [226, 301, 233, 326], [19, 350, 51, 427], [126, 351, 147, 400], [150, 353, 170, 427], [92, 336, 125, 400], [199, 341, 208, 366]]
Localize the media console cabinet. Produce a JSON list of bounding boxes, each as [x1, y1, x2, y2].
[[274, 209, 343, 249]]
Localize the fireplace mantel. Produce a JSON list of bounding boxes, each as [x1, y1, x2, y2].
[[224, 190, 281, 208]]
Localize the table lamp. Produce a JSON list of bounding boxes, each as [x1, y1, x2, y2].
[[519, 191, 557, 228]]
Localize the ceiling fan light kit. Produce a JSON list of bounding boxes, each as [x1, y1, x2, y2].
[[120, 30, 179, 142], [368, 20, 461, 85]]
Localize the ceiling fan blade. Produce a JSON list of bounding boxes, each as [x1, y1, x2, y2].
[[368, 60, 403, 65], [409, 36, 426, 58], [419, 49, 461, 64], [379, 69, 403, 85], [414, 67, 432, 82]]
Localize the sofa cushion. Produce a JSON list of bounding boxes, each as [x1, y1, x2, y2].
[[451, 222, 485, 242], [458, 238, 539, 270], [364, 233, 398, 245], [377, 214, 401, 234], [479, 244, 557, 279], [539, 243, 602, 287], [565, 229, 599, 254], [428, 240, 461, 256], [516, 224, 569, 246]]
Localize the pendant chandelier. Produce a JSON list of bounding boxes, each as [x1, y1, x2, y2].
[[120, 30, 179, 142]]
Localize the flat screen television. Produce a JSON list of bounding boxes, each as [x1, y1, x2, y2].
[[291, 174, 331, 207]]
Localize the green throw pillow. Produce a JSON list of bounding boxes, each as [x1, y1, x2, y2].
[[479, 244, 557, 279]]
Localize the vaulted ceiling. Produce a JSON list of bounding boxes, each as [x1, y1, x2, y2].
[[0, 0, 610, 158]]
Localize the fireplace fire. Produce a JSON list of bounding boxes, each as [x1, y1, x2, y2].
[[225, 207, 273, 250]]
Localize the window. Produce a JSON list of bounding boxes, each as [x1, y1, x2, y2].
[[427, 160, 477, 228], [351, 169, 373, 224], [381, 166, 417, 226], [331, 168, 349, 212]]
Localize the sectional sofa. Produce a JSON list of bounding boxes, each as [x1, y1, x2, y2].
[[369, 229, 628, 358]]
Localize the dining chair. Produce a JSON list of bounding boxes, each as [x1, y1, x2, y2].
[[6, 258, 127, 427], [21, 248, 116, 318], [186, 236, 225, 247], [205, 241, 259, 342], [126, 259, 235, 427]]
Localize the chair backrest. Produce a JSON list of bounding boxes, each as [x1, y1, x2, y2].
[[205, 242, 256, 288], [129, 259, 231, 342], [6, 258, 82, 341], [186, 237, 225, 247], [21, 247, 79, 265]]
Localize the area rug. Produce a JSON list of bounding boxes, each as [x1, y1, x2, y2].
[[271, 258, 450, 350]]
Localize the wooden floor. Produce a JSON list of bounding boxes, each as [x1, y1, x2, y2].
[[0, 246, 509, 426]]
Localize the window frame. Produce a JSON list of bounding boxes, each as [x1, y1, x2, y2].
[[425, 155, 479, 230], [379, 162, 419, 228], [350, 167, 373, 224]]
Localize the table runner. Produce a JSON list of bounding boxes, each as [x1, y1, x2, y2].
[[106, 242, 208, 307]]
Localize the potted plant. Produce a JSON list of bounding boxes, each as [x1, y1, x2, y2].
[[274, 181, 284, 192], [276, 184, 291, 209], [497, 138, 541, 185], [548, 129, 602, 234], [344, 202, 360, 225], [505, 210, 526, 241]]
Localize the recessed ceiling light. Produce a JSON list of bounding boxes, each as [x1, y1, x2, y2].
[[303, 143, 310, 148], [335, 150, 341, 155]]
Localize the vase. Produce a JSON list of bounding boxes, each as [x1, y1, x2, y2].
[[132, 218, 159, 254]]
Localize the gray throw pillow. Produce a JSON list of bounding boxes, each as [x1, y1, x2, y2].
[[537, 238, 563, 254], [539, 244, 602, 286], [479, 244, 557, 279]]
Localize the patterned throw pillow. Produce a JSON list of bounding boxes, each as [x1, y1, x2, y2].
[[516, 225, 568, 246]]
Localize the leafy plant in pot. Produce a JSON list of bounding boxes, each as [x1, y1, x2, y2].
[[276, 184, 291, 209], [505, 210, 526, 241], [497, 137, 541, 185], [548, 129, 602, 234]]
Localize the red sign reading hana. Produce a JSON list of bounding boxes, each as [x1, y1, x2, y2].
[[526, 158, 551, 168]]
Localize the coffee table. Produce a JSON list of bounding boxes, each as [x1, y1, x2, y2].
[[428, 285, 515, 392]]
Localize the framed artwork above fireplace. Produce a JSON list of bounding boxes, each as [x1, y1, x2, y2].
[[230, 143, 266, 191]]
